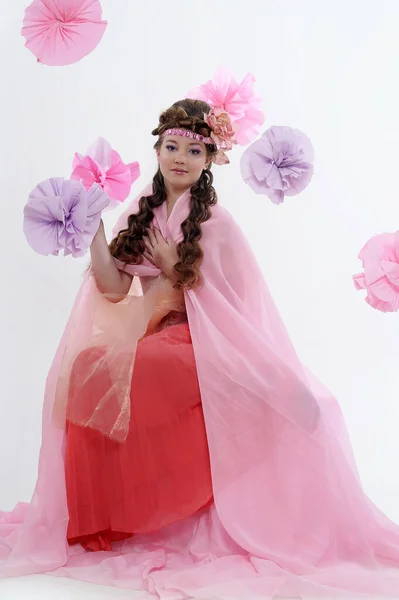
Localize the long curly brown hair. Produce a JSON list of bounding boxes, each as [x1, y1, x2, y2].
[[108, 99, 219, 290]]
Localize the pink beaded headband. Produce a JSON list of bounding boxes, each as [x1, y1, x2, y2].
[[162, 128, 215, 146]]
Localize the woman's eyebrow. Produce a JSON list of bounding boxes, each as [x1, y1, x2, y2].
[[164, 138, 203, 146]]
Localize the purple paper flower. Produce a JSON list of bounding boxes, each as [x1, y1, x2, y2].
[[23, 178, 110, 257], [240, 126, 315, 204]]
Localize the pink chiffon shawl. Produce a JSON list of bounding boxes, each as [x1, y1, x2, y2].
[[2, 184, 399, 598]]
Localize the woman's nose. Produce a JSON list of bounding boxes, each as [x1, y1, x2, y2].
[[174, 154, 187, 164]]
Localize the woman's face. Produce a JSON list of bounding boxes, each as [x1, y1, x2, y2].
[[157, 134, 210, 193]]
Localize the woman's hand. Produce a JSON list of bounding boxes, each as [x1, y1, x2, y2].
[[143, 228, 180, 278]]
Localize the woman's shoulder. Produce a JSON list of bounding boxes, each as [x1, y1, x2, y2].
[[208, 201, 234, 224], [204, 201, 241, 237]]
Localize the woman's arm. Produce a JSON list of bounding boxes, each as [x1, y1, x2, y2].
[[90, 221, 133, 300], [159, 258, 179, 285]]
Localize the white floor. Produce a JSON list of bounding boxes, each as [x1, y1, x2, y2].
[[0, 575, 389, 600], [0, 575, 143, 599]]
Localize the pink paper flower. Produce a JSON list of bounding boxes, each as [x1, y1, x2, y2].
[[21, 0, 107, 67], [353, 231, 399, 313], [240, 126, 315, 204], [71, 138, 140, 209], [187, 67, 265, 146]]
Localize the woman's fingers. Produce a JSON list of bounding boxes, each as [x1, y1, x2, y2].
[[143, 228, 167, 266], [146, 228, 157, 246], [143, 250, 154, 264], [143, 234, 154, 251], [149, 227, 165, 244]]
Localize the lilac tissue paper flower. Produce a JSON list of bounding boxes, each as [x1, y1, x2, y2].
[[23, 177, 110, 257], [240, 126, 315, 204]]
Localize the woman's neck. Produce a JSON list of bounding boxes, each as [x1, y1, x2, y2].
[[165, 186, 190, 214]]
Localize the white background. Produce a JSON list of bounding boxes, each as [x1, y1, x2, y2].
[[0, 0, 398, 535]]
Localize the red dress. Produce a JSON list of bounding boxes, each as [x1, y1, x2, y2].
[[64, 316, 213, 551]]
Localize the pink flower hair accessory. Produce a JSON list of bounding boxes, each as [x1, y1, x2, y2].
[[204, 107, 237, 165], [353, 231, 399, 313]]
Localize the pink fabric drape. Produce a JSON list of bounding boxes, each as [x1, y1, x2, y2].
[[2, 184, 399, 598]]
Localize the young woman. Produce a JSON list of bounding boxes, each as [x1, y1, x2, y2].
[[3, 98, 399, 599], [65, 99, 217, 551]]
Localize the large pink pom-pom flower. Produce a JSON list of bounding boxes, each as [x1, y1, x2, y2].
[[240, 126, 315, 204], [71, 137, 140, 209], [21, 0, 107, 67], [186, 67, 264, 146], [353, 231, 399, 313], [23, 178, 109, 258]]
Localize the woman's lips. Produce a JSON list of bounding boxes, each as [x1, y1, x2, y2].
[[171, 169, 188, 174]]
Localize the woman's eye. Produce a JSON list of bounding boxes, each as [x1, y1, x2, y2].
[[165, 145, 201, 155]]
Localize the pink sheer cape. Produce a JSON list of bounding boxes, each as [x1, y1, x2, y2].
[[2, 184, 399, 598]]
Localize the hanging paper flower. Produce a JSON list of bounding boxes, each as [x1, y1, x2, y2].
[[240, 126, 315, 204], [353, 231, 399, 313], [71, 137, 140, 210], [21, 0, 108, 67], [23, 178, 109, 257], [186, 67, 265, 146]]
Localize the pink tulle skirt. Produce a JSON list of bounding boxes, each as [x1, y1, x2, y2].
[[65, 322, 214, 551]]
